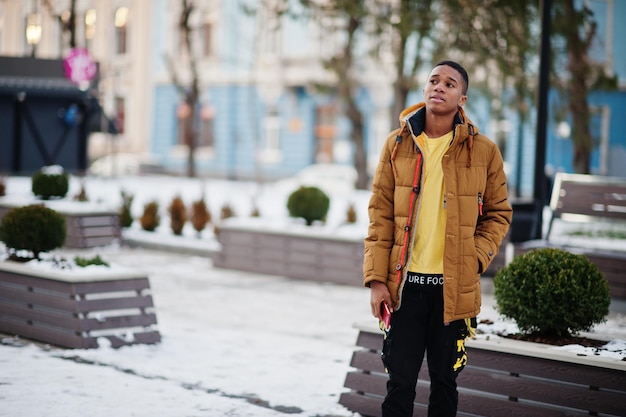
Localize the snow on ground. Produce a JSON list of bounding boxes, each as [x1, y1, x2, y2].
[[1, 174, 626, 417], [1, 245, 369, 417]]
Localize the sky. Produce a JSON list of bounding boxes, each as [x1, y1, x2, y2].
[[1, 173, 625, 417]]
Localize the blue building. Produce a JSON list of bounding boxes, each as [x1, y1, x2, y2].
[[148, 0, 625, 190]]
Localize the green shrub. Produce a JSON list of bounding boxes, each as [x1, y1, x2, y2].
[[119, 190, 134, 228], [494, 248, 610, 338], [31, 167, 69, 200], [140, 200, 160, 232], [287, 186, 330, 226], [0, 204, 66, 259], [74, 254, 109, 268]]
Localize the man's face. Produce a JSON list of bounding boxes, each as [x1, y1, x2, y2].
[[423, 65, 467, 116]]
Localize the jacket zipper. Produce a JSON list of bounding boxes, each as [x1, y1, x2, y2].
[[396, 151, 422, 283], [478, 192, 484, 216]]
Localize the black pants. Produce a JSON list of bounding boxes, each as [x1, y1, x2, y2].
[[381, 285, 467, 417]]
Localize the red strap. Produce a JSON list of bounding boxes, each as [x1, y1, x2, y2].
[[396, 153, 422, 283]]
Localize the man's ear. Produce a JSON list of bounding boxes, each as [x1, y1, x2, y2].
[[458, 95, 467, 107]]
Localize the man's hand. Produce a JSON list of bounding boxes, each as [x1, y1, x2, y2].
[[370, 281, 393, 320]]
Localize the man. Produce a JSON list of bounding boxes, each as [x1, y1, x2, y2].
[[363, 60, 512, 417]]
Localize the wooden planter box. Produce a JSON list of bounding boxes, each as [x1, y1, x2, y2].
[[0, 201, 121, 249], [340, 322, 626, 417], [0, 261, 160, 349], [214, 222, 364, 286]]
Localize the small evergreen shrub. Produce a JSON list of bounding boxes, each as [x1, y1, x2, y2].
[[494, 248, 610, 338], [73, 182, 88, 201], [0, 204, 66, 259], [74, 254, 109, 268], [287, 186, 330, 226], [220, 203, 235, 221], [168, 195, 187, 235], [140, 200, 160, 232], [345, 202, 357, 224], [190, 197, 211, 236], [31, 166, 69, 200], [119, 190, 134, 228]]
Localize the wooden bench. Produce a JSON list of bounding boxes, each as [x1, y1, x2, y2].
[[545, 172, 626, 240], [339, 323, 626, 417], [515, 173, 626, 299], [0, 261, 160, 349]]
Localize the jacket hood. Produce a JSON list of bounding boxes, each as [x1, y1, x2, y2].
[[399, 102, 478, 140], [393, 102, 479, 169]]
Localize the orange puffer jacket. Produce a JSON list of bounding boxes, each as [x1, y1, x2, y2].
[[363, 103, 512, 323]]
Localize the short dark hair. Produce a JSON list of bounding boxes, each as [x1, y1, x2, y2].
[[435, 60, 469, 94]]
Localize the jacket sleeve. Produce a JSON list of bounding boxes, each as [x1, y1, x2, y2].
[[474, 142, 512, 272], [363, 134, 397, 287]]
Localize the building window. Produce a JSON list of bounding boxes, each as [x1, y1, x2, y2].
[[114, 7, 129, 55], [115, 96, 125, 134], [176, 102, 191, 145], [84, 9, 96, 50], [201, 21, 212, 57], [200, 105, 215, 147], [259, 111, 282, 164], [315, 104, 337, 163]]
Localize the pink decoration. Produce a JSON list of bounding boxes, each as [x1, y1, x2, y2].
[[63, 48, 97, 85]]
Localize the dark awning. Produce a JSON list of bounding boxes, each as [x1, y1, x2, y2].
[[0, 56, 91, 98]]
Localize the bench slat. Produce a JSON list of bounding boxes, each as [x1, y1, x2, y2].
[[72, 278, 151, 294], [1, 286, 77, 312], [0, 318, 85, 348], [75, 295, 155, 313], [83, 313, 157, 331], [0, 303, 80, 329], [342, 371, 591, 417]]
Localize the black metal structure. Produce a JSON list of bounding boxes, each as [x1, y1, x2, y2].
[[0, 56, 114, 175]]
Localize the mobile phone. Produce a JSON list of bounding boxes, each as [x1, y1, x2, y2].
[[380, 302, 392, 331]]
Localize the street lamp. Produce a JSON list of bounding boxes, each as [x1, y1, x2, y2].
[[25, 12, 42, 57]]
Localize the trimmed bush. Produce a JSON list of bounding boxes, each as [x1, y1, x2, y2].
[[0, 204, 66, 259], [168, 195, 187, 235], [346, 202, 357, 224], [73, 182, 88, 201], [494, 248, 610, 338], [190, 197, 211, 236], [220, 203, 235, 221], [119, 191, 134, 228], [31, 166, 69, 200], [140, 200, 160, 232], [287, 186, 330, 226]]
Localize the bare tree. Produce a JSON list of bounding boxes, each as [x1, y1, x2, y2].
[[42, 0, 77, 51], [298, 0, 369, 189], [552, 0, 617, 174], [372, 0, 436, 131], [165, 0, 201, 178]]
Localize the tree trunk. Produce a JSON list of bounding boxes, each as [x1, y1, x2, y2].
[[562, 0, 593, 174]]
